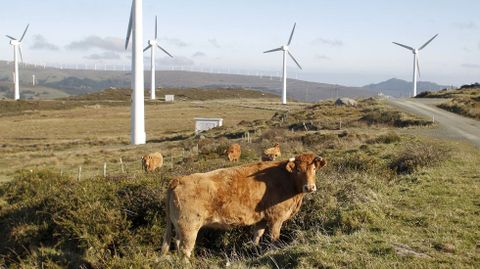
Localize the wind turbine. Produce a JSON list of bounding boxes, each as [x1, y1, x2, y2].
[[264, 23, 302, 105], [393, 34, 438, 97], [6, 24, 29, 100], [125, 0, 146, 145], [144, 16, 173, 100]]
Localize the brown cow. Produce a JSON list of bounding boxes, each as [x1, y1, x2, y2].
[[261, 143, 281, 161], [225, 143, 241, 162], [161, 153, 327, 258], [141, 152, 164, 172]]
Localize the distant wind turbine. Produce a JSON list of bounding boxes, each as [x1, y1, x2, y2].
[[393, 34, 438, 97], [264, 23, 302, 105], [5, 24, 29, 100], [144, 16, 173, 100], [125, 0, 146, 145]]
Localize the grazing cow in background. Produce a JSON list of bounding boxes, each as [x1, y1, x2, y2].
[[141, 152, 164, 172], [262, 143, 281, 161], [225, 143, 241, 162], [161, 153, 327, 258]]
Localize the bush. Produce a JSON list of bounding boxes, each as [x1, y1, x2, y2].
[[389, 142, 450, 174], [367, 131, 401, 144]]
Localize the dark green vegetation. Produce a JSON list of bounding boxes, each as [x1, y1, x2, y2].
[[416, 84, 480, 120], [1, 98, 479, 268]]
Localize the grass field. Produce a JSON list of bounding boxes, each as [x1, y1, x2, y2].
[[0, 91, 479, 268]]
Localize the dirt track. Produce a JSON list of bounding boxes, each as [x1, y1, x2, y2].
[[388, 98, 480, 147]]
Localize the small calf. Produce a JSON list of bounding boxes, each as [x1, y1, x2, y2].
[[141, 152, 164, 172], [262, 143, 281, 161], [225, 143, 241, 162]]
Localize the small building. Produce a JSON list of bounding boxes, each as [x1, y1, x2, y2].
[[165, 95, 175, 102], [195, 118, 223, 134]]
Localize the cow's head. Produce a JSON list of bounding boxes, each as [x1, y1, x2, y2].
[[286, 153, 326, 193]]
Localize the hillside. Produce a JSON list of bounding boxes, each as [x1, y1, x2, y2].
[[0, 60, 375, 101], [415, 83, 480, 119], [364, 78, 449, 97]]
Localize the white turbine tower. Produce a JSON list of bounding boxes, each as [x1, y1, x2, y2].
[[125, 0, 146, 145], [264, 23, 302, 105], [393, 34, 438, 97], [144, 16, 173, 100], [6, 24, 29, 100]]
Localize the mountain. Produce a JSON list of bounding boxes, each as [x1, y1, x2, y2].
[[363, 78, 449, 97], [0, 61, 376, 101]]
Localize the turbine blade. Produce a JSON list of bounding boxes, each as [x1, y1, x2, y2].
[[19, 46, 24, 63], [419, 34, 438, 50], [125, 1, 134, 50], [288, 51, 302, 70], [157, 45, 173, 58], [392, 42, 414, 51], [6, 35, 17, 41], [143, 45, 152, 52], [287, 23, 296, 46], [416, 55, 421, 78], [155, 16, 158, 39], [19, 24, 29, 42], [263, 47, 283, 53]]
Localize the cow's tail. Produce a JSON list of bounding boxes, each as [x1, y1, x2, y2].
[[161, 187, 173, 255]]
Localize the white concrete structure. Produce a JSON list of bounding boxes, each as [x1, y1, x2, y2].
[[125, 0, 146, 145], [144, 16, 173, 100], [6, 24, 29, 100], [165, 95, 175, 102], [264, 23, 302, 105], [195, 118, 223, 134], [393, 34, 438, 97]]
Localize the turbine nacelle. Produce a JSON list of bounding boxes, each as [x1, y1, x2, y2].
[[282, 45, 289, 51], [148, 39, 157, 46], [9, 40, 20, 46]]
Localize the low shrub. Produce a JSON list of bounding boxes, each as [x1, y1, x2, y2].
[[389, 142, 450, 174], [367, 131, 401, 144]]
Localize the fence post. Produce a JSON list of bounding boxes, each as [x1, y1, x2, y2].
[[77, 166, 82, 181], [120, 158, 125, 173], [103, 163, 107, 178]]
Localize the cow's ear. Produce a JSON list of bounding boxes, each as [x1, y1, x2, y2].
[[286, 158, 296, 173], [314, 157, 326, 169]]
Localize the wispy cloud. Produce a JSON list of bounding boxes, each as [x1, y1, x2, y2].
[[461, 63, 480, 69], [156, 56, 194, 66], [315, 54, 331, 60], [160, 37, 188, 47], [311, 38, 343, 47], [208, 39, 221, 48], [192, 51, 206, 57], [453, 21, 477, 30], [30, 35, 59, 51], [66, 36, 124, 52], [84, 51, 121, 60]]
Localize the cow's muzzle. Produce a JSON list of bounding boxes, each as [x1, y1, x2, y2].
[[303, 184, 317, 193]]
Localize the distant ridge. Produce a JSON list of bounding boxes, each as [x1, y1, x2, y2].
[[0, 61, 376, 101], [364, 78, 449, 97]]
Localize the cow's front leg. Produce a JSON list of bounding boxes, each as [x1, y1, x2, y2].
[[252, 221, 267, 245], [269, 220, 284, 241]]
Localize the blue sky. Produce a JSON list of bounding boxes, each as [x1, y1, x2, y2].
[[0, 0, 479, 86]]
